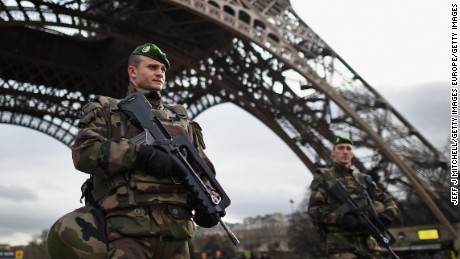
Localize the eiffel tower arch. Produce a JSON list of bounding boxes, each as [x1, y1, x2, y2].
[[1, 0, 458, 250]]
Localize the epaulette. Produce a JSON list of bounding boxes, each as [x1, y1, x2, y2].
[[77, 96, 121, 134], [164, 103, 189, 119], [189, 121, 206, 149], [316, 167, 332, 177], [78, 101, 103, 128], [95, 95, 120, 112]]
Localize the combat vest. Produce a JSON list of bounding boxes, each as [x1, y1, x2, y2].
[[316, 165, 378, 232], [85, 95, 193, 210], [315, 165, 384, 253]]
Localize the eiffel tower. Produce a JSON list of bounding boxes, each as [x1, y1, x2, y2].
[[1, 0, 458, 245]]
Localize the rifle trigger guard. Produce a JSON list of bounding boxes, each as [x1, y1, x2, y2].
[[171, 175, 183, 184]]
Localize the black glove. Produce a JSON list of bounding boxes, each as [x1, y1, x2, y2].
[[378, 209, 394, 229], [136, 145, 173, 178], [193, 209, 219, 228], [340, 213, 363, 230]]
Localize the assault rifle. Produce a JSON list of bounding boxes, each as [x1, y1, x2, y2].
[[329, 181, 399, 259], [118, 92, 239, 245]]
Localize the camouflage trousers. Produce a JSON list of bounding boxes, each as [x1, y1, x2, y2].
[[325, 233, 382, 259], [107, 236, 190, 259], [47, 204, 195, 259]]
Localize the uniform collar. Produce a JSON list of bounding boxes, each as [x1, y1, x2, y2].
[[333, 162, 353, 176], [127, 84, 163, 109]]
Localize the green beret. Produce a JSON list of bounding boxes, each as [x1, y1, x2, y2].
[[333, 135, 353, 145], [132, 43, 170, 69]]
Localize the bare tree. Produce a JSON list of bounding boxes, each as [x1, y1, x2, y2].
[[24, 230, 49, 259]]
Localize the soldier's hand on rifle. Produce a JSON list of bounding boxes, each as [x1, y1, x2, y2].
[[136, 145, 181, 178], [193, 208, 219, 228], [339, 212, 363, 230], [378, 209, 395, 229]]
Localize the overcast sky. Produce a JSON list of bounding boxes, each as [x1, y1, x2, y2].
[[0, 0, 451, 245]]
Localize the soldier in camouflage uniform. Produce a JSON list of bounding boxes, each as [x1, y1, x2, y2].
[[47, 43, 219, 259], [308, 136, 399, 259]]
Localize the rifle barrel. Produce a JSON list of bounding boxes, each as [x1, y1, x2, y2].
[[218, 218, 240, 245]]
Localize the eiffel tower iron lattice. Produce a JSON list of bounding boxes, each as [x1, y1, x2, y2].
[[0, 0, 458, 240]]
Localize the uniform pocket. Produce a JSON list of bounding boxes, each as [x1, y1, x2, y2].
[[151, 204, 195, 239], [105, 207, 161, 241]]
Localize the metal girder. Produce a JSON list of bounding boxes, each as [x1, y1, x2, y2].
[[0, 0, 457, 237]]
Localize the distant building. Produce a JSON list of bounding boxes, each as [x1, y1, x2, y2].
[[193, 213, 292, 257], [0, 244, 10, 249]]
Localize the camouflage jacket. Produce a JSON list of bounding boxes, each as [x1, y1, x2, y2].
[[307, 163, 399, 252], [71, 91, 215, 211]]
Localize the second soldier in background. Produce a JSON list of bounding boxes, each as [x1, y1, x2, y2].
[[308, 136, 399, 259]]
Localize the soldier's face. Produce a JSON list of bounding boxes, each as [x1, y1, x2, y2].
[[128, 56, 166, 91], [331, 144, 353, 167]]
